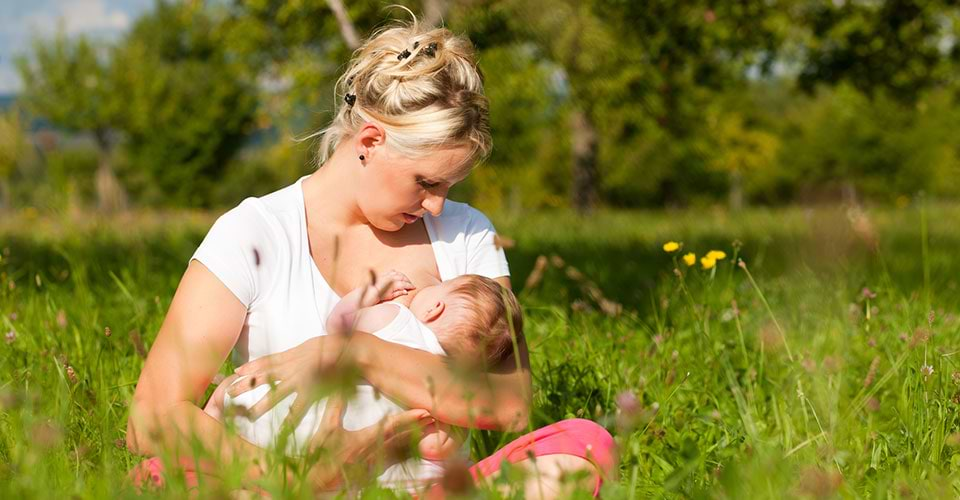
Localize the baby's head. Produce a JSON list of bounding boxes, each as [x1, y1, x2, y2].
[[409, 275, 523, 366]]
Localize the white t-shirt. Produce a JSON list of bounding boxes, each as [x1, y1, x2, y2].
[[221, 303, 451, 487], [191, 175, 510, 366]]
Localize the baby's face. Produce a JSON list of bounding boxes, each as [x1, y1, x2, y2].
[[408, 278, 460, 323], [410, 277, 488, 331]]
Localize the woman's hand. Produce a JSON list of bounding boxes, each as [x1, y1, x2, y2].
[[306, 395, 434, 490], [228, 335, 355, 425]]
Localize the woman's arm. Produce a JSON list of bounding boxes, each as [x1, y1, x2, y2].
[[126, 261, 269, 474], [232, 276, 531, 432], [356, 276, 531, 432]]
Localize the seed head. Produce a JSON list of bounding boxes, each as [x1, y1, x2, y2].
[[4, 330, 15, 344], [104, 327, 111, 338], [863, 356, 880, 387], [65, 365, 78, 384]]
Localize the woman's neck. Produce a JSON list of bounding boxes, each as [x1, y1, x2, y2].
[[302, 150, 368, 230]]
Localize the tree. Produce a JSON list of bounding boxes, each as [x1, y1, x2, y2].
[[0, 107, 31, 208], [795, 0, 960, 103], [110, 0, 259, 206], [16, 33, 127, 211], [701, 109, 780, 210]]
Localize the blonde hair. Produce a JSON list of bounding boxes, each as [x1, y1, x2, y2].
[[313, 12, 491, 166], [444, 275, 523, 367]]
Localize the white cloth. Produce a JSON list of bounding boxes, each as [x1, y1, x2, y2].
[[190, 175, 509, 485], [223, 304, 451, 486], [191, 175, 510, 365]]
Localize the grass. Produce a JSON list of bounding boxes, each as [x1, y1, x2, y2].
[[2, 202, 960, 497]]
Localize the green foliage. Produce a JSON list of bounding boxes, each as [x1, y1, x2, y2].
[[0, 107, 29, 183], [112, 1, 259, 207], [795, 0, 960, 103], [8, 0, 960, 209], [4, 205, 960, 496], [15, 34, 116, 134], [777, 85, 960, 202]]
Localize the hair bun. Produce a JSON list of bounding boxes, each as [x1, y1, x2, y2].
[[309, 13, 491, 168]]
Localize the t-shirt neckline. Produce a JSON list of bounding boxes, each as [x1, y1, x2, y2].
[[294, 175, 447, 303]]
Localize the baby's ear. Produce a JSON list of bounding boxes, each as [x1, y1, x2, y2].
[[424, 300, 445, 322]]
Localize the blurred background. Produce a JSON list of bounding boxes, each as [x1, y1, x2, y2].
[[0, 0, 958, 214]]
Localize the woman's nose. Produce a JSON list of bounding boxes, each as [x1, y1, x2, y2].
[[422, 194, 445, 216]]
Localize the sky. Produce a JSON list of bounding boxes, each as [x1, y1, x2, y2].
[[0, 0, 154, 94]]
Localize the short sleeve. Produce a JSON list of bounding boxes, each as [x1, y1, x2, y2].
[[190, 199, 281, 308], [463, 208, 511, 279]]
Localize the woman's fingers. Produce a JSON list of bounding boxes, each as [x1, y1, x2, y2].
[[234, 355, 272, 376], [246, 379, 294, 420], [320, 395, 347, 430], [308, 395, 347, 452], [379, 409, 433, 440], [235, 344, 301, 376], [283, 394, 311, 429]]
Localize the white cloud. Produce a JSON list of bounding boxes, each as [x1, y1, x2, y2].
[[0, 0, 150, 93], [25, 0, 130, 36]]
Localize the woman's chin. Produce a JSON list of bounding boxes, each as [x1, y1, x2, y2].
[[370, 217, 405, 232]]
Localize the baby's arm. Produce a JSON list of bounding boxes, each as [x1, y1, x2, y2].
[[326, 270, 415, 335], [417, 422, 466, 461]]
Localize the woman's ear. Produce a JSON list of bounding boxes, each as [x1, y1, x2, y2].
[[354, 123, 387, 160], [424, 300, 445, 322]]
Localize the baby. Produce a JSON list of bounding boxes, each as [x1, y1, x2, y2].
[[204, 270, 523, 487]]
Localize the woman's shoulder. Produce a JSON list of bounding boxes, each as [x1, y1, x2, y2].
[[431, 200, 496, 230], [212, 179, 304, 240]]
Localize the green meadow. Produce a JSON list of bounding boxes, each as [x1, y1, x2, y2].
[[2, 202, 960, 498]]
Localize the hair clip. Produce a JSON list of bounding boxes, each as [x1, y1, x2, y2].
[[413, 41, 420, 49], [346, 76, 354, 86], [344, 93, 356, 106], [397, 49, 412, 61], [423, 42, 438, 58]]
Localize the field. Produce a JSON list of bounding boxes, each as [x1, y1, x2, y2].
[[2, 203, 960, 498]]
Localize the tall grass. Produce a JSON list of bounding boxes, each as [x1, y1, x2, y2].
[[2, 203, 960, 497]]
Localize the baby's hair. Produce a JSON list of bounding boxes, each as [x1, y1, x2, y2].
[[445, 275, 523, 366], [310, 8, 491, 167]]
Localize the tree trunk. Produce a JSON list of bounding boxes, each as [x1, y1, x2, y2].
[[93, 129, 127, 212], [326, 0, 361, 50], [842, 180, 858, 206], [0, 178, 9, 210], [570, 107, 598, 213], [729, 169, 744, 211]]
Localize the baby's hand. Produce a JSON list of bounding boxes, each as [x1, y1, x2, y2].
[[373, 269, 415, 303], [417, 422, 462, 461]]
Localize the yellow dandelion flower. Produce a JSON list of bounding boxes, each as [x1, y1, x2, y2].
[[663, 241, 681, 253], [701, 256, 716, 270], [707, 250, 727, 260], [682, 253, 696, 266]]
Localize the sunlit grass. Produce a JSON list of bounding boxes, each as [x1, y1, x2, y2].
[[2, 202, 960, 497]]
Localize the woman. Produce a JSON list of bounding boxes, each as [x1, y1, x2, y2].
[[127, 17, 615, 497]]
